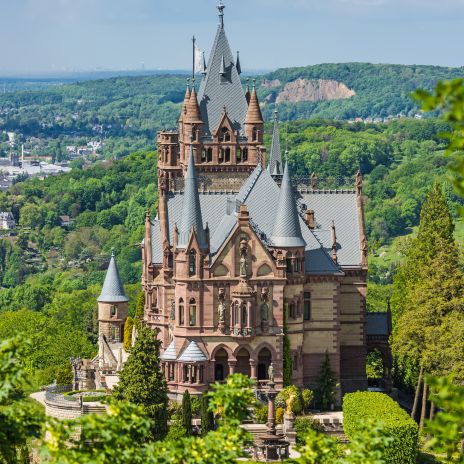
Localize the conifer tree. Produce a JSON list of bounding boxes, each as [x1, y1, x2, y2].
[[123, 316, 134, 352], [200, 394, 214, 436], [181, 390, 193, 436], [391, 184, 464, 423], [112, 324, 168, 440], [316, 351, 337, 410]]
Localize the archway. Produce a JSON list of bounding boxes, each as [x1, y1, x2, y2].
[[257, 347, 272, 380], [214, 348, 228, 381], [236, 348, 251, 377]]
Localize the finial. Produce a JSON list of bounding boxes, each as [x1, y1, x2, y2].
[[252, 78, 256, 89], [217, 1, 225, 28], [274, 108, 278, 121], [187, 77, 190, 90], [111, 249, 115, 258], [246, 78, 250, 90]]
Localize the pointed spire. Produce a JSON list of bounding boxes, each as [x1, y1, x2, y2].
[[245, 80, 263, 124], [219, 54, 226, 76], [271, 161, 306, 248], [268, 109, 283, 177], [185, 86, 202, 123], [179, 79, 191, 122], [98, 252, 129, 303], [236, 51, 242, 75], [245, 79, 251, 105], [178, 146, 207, 249]]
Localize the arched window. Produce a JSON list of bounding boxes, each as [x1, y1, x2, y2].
[[192, 127, 199, 142], [225, 147, 231, 162], [241, 304, 247, 326], [221, 127, 231, 142], [296, 301, 301, 317], [219, 149, 224, 163], [189, 298, 197, 326], [189, 250, 197, 276], [110, 306, 117, 317], [207, 148, 213, 162], [179, 298, 185, 325], [289, 303, 296, 319], [252, 127, 258, 141], [236, 148, 241, 162], [242, 148, 248, 162]]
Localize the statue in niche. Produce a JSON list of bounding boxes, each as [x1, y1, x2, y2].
[[170, 301, 175, 320], [268, 362, 274, 383], [260, 287, 270, 325], [217, 288, 226, 333], [239, 239, 248, 277]]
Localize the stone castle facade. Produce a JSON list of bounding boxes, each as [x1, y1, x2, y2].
[[136, 3, 369, 400]]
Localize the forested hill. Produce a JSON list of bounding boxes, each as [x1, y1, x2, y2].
[[1, 63, 463, 141]]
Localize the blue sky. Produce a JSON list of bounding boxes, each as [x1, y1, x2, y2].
[[1, 0, 463, 75]]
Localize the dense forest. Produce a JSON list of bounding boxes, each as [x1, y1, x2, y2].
[[0, 114, 462, 388], [1, 63, 463, 159]]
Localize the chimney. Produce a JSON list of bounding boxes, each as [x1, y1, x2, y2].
[[304, 210, 315, 229]]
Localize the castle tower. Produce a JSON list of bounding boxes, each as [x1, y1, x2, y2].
[[98, 252, 129, 343], [157, 1, 266, 191]]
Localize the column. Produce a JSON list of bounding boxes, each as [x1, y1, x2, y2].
[[247, 302, 252, 329], [228, 360, 236, 375], [250, 359, 257, 381]]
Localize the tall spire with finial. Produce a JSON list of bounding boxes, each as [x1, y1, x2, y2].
[[271, 161, 305, 248], [245, 79, 264, 124], [217, 1, 225, 28], [98, 251, 129, 303]]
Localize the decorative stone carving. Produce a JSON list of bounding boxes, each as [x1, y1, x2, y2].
[[268, 362, 274, 383], [217, 287, 226, 333], [170, 300, 175, 320], [239, 238, 248, 277], [260, 286, 270, 332]]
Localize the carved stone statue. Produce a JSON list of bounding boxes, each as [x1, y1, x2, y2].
[[286, 393, 296, 415], [268, 362, 274, 383], [218, 300, 225, 325], [239, 239, 248, 277], [260, 302, 269, 322]]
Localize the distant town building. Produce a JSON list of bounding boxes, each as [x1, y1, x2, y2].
[[59, 215, 73, 227], [0, 212, 16, 230]]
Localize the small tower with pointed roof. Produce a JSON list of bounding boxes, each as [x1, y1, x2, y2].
[[268, 109, 283, 182], [98, 252, 129, 343]]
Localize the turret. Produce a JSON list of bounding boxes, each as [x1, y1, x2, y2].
[[245, 80, 264, 144], [98, 252, 129, 343]]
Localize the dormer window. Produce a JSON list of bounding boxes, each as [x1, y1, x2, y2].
[[189, 250, 197, 276]]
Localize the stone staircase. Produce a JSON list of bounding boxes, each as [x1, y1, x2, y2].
[[82, 403, 107, 415]]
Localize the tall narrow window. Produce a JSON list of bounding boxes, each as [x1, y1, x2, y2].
[[241, 305, 247, 326], [242, 148, 248, 162], [236, 148, 241, 162], [289, 303, 296, 319], [189, 250, 197, 276], [207, 148, 213, 162], [304, 292, 311, 321], [189, 298, 197, 326], [234, 301, 239, 326], [179, 298, 185, 325], [221, 127, 231, 142], [252, 127, 258, 141], [201, 149, 207, 162], [111, 306, 117, 317], [225, 147, 231, 162], [286, 254, 293, 274]]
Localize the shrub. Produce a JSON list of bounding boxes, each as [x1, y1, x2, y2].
[[165, 421, 187, 441], [301, 389, 314, 412], [294, 416, 324, 445], [191, 395, 201, 416], [181, 391, 193, 435], [168, 399, 182, 419], [200, 394, 214, 435], [82, 395, 108, 402], [343, 392, 419, 464], [316, 352, 337, 410], [254, 404, 268, 424], [275, 385, 303, 415], [275, 407, 284, 425], [55, 364, 73, 386]]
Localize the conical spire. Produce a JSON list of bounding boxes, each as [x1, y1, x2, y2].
[[271, 162, 306, 248], [268, 109, 283, 176], [98, 252, 129, 303], [185, 85, 202, 123], [178, 146, 207, 249], [245, 80, 263, 124], [236, 51, 242, 75], [179, 79, 191, 122]]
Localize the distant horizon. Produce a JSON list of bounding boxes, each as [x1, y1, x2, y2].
[[1, 61, 463, 81], [1, 1, 463, 75]]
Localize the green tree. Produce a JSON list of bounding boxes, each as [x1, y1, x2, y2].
[[200, 394, 214, 436], [112, 324, 168, 440], [182, 391, 193, 436], [123, 316, 134, 352], [316, 352, 337, 410], [0, 338, 43, 463]]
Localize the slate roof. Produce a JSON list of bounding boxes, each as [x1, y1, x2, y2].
[[98, 252, 129, 303], [161, 339, 177, 361], [197, 19, 248, 136], [297, 190, 362, 267], [177, 147, 207, 249], [178, 340, 208, 362], [268, 111, 283, 176], [271, 162, 306, 248], [366, 312, 391, 336]]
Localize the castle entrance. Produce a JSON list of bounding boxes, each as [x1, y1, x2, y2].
[[235, 348, 251, 377], [257, 347, 272, 380]]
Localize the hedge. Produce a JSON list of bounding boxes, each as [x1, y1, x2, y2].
[[343, 392, 418, 464]]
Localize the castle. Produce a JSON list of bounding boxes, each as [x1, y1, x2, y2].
[[92, 2, 370, 400]]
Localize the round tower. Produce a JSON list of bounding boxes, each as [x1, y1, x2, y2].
[[98, 252, 129, 343]]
